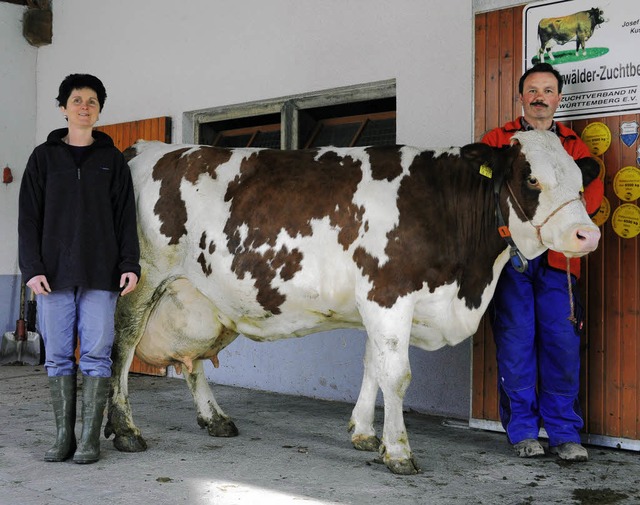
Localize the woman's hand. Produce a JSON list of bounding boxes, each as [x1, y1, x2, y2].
[[27, 275, 51, 295], [119, 272, 139, 296]]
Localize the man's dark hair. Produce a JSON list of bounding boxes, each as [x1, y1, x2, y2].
[[56, 73, 107, 111], [518, 63, 563, 94]]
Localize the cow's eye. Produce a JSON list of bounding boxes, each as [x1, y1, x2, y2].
[[527, 176, 540, 188]]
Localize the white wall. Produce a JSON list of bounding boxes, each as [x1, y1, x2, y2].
[[4, 0, 476, 419], [35, 0, 474, 148], [0, 3, 37, 333]]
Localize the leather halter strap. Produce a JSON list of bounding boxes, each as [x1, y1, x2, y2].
[[505, 181, 582, 246]]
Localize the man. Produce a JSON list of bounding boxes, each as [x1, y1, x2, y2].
[[482, 63, 603, 462]]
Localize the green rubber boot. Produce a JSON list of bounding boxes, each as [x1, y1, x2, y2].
[[44, 375, 77, 462], [73, 376, 110, 464]]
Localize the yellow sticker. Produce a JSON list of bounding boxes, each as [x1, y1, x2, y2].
[[611, 203, 640, 239], [479, 163, 492, 178], [593, 156, 606, 181], [592, 196, 610, 227], [581, 122, 612, 156], [613, 166, 640, 202]]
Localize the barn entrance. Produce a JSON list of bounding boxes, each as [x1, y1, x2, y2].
[[472, 5, 640, 449]]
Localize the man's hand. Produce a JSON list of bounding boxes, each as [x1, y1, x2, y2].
[[27, 275, 51, 295], [119, 272, 139, 296]]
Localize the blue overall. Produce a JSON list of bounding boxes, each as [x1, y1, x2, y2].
[[491, 255, 584, 448]]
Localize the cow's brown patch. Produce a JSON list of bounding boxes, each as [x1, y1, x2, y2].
[[197, 252, 212, 276], [196, 230, 215, 275], [366, 146, 403, 181], [152, 147, 232, 245], [224, 149, 367, 314], [199, 231, 208, 250], [356, 145, 525, 309]]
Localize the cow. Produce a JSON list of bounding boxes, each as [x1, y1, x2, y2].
[[537, 8, 606, 62], [105, 130, 601, 475]]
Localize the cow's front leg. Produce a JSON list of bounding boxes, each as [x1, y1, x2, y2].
[[183, 360, 238, 437], [376, 342, 420, 474], [105, 325, 148, 452], [349, 338, 381, 452], [360, 298, 420, 475]]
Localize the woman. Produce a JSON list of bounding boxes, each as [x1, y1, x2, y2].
[[18, 74, 140, 464]]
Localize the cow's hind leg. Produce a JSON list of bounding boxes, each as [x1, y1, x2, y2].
[[349, 338, 381, 452], [183, 360, 238, 437], [105, 323, 148, 452]]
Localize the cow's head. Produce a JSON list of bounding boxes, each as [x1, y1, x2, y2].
[[589, 8, 607, 27], [502, 130, 600, 260]]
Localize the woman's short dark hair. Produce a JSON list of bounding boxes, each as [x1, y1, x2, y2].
[[518, 63, 563, 94], [56, 74, 107, 111]]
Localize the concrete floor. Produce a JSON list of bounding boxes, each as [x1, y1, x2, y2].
[[1, 365, 639, 505]]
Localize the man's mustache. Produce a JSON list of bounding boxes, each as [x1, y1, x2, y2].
[[531, 101, 548, 107]]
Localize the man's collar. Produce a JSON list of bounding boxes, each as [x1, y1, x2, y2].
[[520, 117, 557, 134]]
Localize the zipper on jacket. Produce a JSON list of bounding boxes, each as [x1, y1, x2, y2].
[[77, 167, 81, 180]]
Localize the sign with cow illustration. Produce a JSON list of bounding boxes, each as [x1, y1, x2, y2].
[[524, 0, 640, 120]]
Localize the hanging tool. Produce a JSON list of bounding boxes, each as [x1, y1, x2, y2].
[[26, 289, 45, 364], [1, 282, 42, 365]]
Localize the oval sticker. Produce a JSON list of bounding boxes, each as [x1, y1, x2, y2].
[[613, 166, 640, 202], [581, 122, 612, 156], [611, 203, 640, 239]]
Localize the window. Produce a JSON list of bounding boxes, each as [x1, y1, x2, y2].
[[183, 79, 396, 149]]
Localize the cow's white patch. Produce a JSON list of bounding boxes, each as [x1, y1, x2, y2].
[[431, 146, 462, 159]]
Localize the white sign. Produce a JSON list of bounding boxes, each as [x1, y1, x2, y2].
[[524, 0, 640, 120]]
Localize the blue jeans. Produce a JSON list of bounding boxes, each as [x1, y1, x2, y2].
[[38, 287, 119, 378], [491, 256, 584, 447]]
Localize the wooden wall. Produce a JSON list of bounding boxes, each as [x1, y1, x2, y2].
[[96, 116, 172, 376], [473, 6, 640, 445]]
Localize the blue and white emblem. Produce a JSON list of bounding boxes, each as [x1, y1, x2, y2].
[[620, 121, 639, 148]]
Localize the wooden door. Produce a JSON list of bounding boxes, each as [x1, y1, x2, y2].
[[96, 116, 172, 376], [472, 7, 640, 449]]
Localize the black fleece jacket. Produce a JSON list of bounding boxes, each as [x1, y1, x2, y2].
[[19, 128, 141, 292]]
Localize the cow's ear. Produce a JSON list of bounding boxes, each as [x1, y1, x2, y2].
[[575, 156, 600, 186], [460, 142, 497, 170]]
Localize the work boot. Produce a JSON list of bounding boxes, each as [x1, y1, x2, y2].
[[44, 375, 77, 462], [513, 438, 545, 458], [549, 442, 589, 462], [73, 376, 110, 464]]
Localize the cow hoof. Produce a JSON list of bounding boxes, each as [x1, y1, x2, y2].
[[351, 434, 381, 452], [205, 419, 239, 437], [385, 456, 421, 475], [113, 434, 148, 452]]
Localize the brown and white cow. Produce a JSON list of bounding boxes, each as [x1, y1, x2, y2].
[[105, 130, 600, 475], [537, 7, 606, 62]]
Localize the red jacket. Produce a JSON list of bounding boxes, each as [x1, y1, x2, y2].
[[482, 117, 604, 278]]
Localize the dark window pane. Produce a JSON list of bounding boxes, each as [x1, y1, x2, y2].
[[354, 118, 396, 146], [251, 130, 281, 148], [310, 123, 361, 148], [216, 134, 253, 147]]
